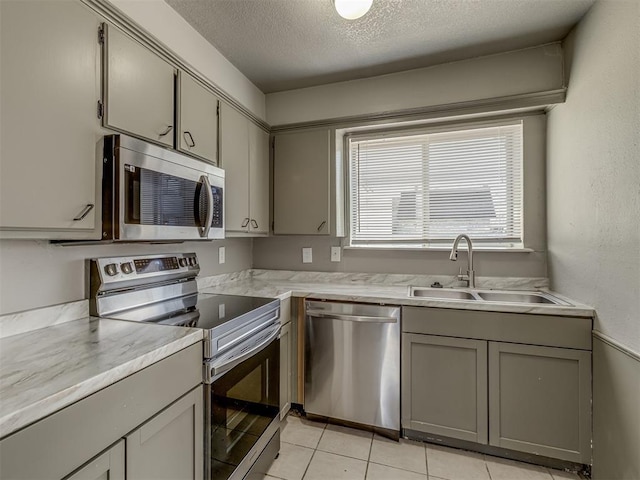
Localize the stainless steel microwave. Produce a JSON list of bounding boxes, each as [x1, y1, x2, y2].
[[101, 134, 224, 242]]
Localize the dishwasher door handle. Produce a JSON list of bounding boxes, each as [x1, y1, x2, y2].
[[306, 310, 397, 323]]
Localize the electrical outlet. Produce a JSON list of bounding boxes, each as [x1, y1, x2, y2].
[[218, 246, 225, 264], [302, 247, 313, 263], [331, 246, 341, 262]]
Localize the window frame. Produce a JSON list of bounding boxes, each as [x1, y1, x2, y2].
[[342, 113, 545, 250]]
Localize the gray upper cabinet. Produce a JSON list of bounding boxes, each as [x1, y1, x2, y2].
[[488, 342, 592, 464], [127, 387, 203, 480], [273, 130, 331, 235], [102, 24, 175, 147], [402, 333, 488, 444], [249, 123, 270, 235], [0, 0, 102, 239], [220, 103, 269, 235], [177, 71, 219, 164], [65, 441, 125, 480]]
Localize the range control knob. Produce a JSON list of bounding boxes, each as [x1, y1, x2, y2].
[[120, 262, 133, 274], [179, 258, 188, 267], [189, 257, 197, 266], [104, 263, 118, 276]]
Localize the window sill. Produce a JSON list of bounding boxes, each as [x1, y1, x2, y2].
[[343, 245, 536, 253]]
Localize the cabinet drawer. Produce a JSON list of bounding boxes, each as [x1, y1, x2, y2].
[[402, 307, 592, 350]]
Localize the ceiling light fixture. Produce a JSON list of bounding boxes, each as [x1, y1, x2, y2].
[[334, 0, 373, 20]]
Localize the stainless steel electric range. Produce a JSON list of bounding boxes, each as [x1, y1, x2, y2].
[[89, 253, 281, 480]]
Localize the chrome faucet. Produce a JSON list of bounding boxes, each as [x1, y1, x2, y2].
[[449, 234, 475, 288]]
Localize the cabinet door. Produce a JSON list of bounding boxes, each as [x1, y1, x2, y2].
[[273, 130, 330, 235], [103, 24, 175, 147], [178, 71, 219, 164], [65, 441, 125, 480], [488, 342, 591, 463], [279, 298, 293, 419], [249, 124, 270, 235], [0, 0, 101, 237], [126, 386, 203, 480], [279, 321, 292, 420], [402, 333, 488, 444], [220, 103, 250, 233]]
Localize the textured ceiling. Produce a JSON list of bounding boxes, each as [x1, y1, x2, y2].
[[165, 0, 595, 93]]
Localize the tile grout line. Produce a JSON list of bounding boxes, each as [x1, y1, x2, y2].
[[425, 442, 429, 479], [300, 420, 327, 480], [364, 431, 374, 480]]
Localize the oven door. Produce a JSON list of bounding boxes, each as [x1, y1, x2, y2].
[[205, 331, 280, 480], [113, 137, 224, 241]]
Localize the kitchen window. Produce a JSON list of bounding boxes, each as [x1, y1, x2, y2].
[[348, 120, 524, 248]]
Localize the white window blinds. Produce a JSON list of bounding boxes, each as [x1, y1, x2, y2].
[[349, 122, 523, 246]]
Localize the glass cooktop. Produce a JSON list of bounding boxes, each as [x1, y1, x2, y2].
[[152, 293, 279, 332]]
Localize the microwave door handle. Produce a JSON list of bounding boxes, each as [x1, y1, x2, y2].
[[199, 175, 214, 238]]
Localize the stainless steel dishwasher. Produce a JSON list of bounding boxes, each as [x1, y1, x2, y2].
[[304, 300, 400, 437]]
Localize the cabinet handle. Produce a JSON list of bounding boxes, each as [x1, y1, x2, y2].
[[251, 219, 259, 229], [73, 204, 94, 221], [241, 217, 250, 228], [158, 125, 173, 137], [198, 175, 214, 238], [317, 220, 326, 232], [184, 131, 196, 147]]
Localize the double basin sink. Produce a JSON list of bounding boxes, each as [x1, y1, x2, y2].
[[408, 287, 570, 305]]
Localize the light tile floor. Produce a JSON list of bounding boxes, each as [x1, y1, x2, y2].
[[266, 414, 584, 480]]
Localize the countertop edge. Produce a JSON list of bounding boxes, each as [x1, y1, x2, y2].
[[199, 280, 595, 318], [0, 327, 202, 439]]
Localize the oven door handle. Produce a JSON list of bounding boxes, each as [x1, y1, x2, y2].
[[198, 175, 214, 238], [206, 324, 280, 383]]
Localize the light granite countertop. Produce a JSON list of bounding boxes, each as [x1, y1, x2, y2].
[[0, 269, 593, 441], [0, 317, 202, 439], [198, 270, 595, 318]]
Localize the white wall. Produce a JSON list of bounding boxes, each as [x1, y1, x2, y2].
[[253, 236, 547, 278], [547, 3, 639, 476], [109, 0, 266, 120], [266, 44, 564, 126], [0, 238, 252, 315], [547, 0, 640, 353]]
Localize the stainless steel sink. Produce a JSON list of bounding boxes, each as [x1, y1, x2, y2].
[[476, 291, 567, 305], [408, 287, 477, 300], [408, 287, 570, 305]]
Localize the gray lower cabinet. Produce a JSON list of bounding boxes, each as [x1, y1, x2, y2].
[[488, 342, 592, 463], [65, 441, 125, 480], [127, 386, 203, 479], [402, 333, 488, 444], [279, 298, 293, 419], [0, 344, 202, 480], [401, 307, 592, 465]]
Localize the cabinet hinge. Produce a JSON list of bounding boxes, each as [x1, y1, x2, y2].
[[217, 104, 220, 116], [97, 100, 104, 119], [97, 25, 105, 45], [271, 221, 275, 231]]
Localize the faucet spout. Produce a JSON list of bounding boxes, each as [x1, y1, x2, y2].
[[449, 234, 475, 288]]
